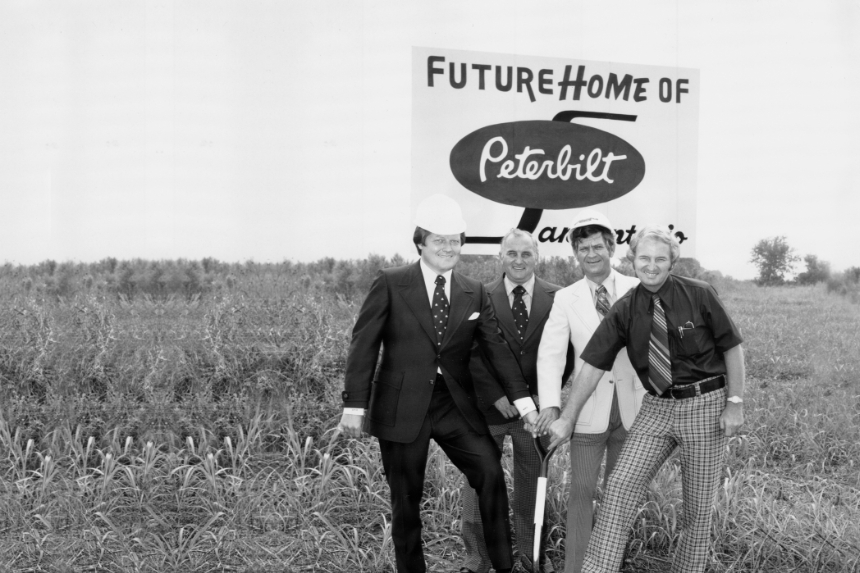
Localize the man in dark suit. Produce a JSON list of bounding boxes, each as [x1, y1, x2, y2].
[[338, 195, 539, 573], [459, 229, 574, 573]]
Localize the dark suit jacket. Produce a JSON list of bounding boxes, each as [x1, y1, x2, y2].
[[470, 275, 575, 426], [342, 262, 533, 444]]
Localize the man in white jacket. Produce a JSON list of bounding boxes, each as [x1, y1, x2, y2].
[[534, 211, 645, 573]]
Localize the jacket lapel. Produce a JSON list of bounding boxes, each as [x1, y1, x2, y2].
[[523, 278, 552, 344], [398, 262, 437, 345], [489, 278, 520, 343], [570, 278, 602, 333], [441, 271, 474, 349]]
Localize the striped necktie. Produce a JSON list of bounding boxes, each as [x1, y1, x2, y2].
[[595, 284, 611, 318], [648, 294, 672, 395]]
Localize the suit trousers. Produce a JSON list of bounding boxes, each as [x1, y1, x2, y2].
[[379, 382, 513, 573], [460, 417, 543, 573], [581, 387, 728, 573], [564, 392, 627, 573]]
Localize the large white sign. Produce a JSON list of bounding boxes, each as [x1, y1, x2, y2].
[[412, 47, 699, 257]]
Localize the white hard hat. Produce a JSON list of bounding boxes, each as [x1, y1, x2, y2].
[[568, 210, 614, 235], [414, 194, 467, 235]]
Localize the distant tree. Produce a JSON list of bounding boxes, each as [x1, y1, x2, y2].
[[750, 236, 800, 286], [796, 254, 831, 285], [671, 257, 703, 279]]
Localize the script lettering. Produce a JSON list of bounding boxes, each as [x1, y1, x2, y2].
[[479, 137, 626, 184]]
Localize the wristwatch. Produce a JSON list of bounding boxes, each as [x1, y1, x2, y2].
[[726, 395, 744, 404]]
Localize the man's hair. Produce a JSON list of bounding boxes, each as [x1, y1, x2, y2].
[[412, 226, 467, 254], [499, 228, 539, 257], [626, 225, 681, 265], [569, 224, 616, 255]]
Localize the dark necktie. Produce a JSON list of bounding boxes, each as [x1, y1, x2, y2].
[[648, 294, 672, 395], [512, 285, 529, 341], [595, 284, 611, 318], [432, 275, 450, 346]]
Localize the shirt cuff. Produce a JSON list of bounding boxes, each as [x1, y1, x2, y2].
[[343, 408, 366, 416], [513, 397, 536, 417]]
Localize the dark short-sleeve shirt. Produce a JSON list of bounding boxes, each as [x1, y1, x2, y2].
[[581, 274, 743, 394]]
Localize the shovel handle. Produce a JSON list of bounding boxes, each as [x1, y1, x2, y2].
[[534, 435, 557, 477], [532, 436, 557, 565]]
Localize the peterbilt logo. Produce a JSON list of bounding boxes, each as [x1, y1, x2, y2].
[[449, 120, 646, 209]]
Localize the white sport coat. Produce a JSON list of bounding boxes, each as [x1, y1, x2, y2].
[[537, 269, 646, 434]]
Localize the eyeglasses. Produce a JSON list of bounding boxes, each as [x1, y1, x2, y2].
[[430, 237, 461, 248]]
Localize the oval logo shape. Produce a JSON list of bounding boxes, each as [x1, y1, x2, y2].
[[450, 121, 645, 209]]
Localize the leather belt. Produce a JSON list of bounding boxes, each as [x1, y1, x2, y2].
[[658, 375, 725, 400]]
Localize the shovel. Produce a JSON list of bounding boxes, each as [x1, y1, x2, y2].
[[531, 436, 557, 568]]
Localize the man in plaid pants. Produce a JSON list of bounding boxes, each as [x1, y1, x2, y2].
[[544, 225, 746, 573]]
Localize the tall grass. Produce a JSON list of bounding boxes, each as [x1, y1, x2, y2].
[[0, 258, 857, 571]]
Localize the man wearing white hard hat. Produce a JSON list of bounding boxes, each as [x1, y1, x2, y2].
[[533, 210, 645, 573], [338, 194, 539, 573]]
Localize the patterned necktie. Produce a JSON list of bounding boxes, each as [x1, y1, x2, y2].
[[432, 275, 450, 346], [648, 294, 672, 395], [595, 284, 611, 318], [512, 285, 529, 341]]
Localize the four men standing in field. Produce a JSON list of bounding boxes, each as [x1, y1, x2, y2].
[[338, 195, 746, 573]]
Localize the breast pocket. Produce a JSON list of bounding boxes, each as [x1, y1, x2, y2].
[[459, 312, 480, 336], [673, 325, 710, 357], [368, 370, 403, 427]]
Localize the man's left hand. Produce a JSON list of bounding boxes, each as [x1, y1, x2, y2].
[[720, 402, 744, 437], [547, 418, 574, 449], [522, 409, 538, 431], [493, 396, 519, 419], [534, 406, 560, 436]]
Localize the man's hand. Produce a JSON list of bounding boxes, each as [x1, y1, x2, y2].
[[547, 418, 574, 450], [337, 412, 365, 439], [493, 396, 519, 419], [521, 410, 539, 431], [720, 403, 744, 437], [534, 406, 560, 436]]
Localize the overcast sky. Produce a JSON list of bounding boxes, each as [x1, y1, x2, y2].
[[1, 1, 857, 279]]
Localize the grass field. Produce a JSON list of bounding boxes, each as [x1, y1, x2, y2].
[[0, 258, 858, 572]]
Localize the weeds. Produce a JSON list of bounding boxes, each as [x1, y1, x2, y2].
[[0, 261, 857, 571]]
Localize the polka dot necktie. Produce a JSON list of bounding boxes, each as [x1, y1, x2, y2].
[[512, 285, 529, 341], [648, 294, 672, 396], [433, 275, 450, 346], [595, 284, 611, 318]]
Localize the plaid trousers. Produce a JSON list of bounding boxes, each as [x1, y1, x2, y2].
[[460, 417, 544, 573], [582, 387, 728, 573]]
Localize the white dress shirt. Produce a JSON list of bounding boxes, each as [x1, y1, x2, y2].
[[585, 272, 617, 307], [419, 260, 453, 305], [504, 274, 535, 315]]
